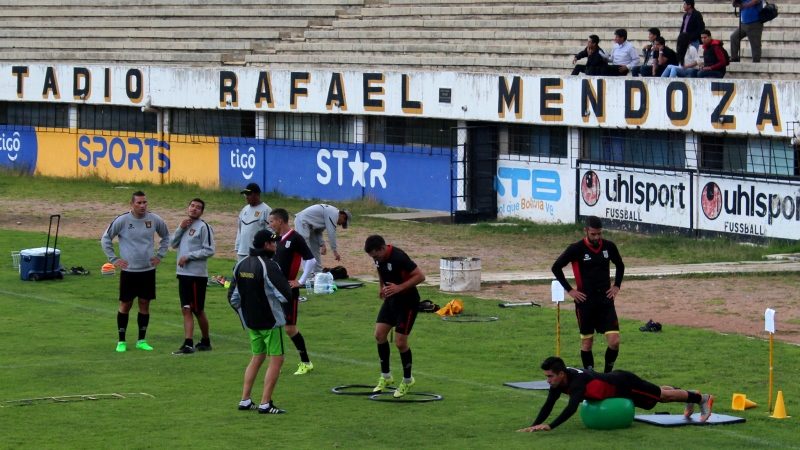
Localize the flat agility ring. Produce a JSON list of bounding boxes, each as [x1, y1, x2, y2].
[[441, 315, 499, 322], [331, 384, 395, 395], [368, 392, 443, 403]]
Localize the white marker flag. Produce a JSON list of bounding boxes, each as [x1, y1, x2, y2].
[[765, 308, 776, 334], [551, 280, 565, 303]]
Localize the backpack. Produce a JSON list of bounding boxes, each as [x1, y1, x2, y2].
[[323, 265, 349, 280], [719, 43, 731, 66], [760, 1, 778, 23]]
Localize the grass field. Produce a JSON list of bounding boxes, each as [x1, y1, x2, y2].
[[1, 226, 799, 449]]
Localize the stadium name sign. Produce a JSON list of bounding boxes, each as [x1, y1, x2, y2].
[[3, 64, 798, 137]]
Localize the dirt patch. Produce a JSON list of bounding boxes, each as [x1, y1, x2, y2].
[[3, 198, 799, 344]]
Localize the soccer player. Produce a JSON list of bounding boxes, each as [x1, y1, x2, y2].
[[170, 198, 216, 354], [294, 203, 351, 273], [230, 230, 292, 414], [364, 235, 426, 398], [552, 216, 625, 373], [268, 208, 317, 375], [101, 191, 169, 352], [235, 183, 271, 262], [518, 356, 714, 432]]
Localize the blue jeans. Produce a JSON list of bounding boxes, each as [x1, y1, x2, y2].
[[661, 65, 699, 78]]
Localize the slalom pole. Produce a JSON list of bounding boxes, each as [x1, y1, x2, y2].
[[765, 308, 776, 413], [556, 302, 561, 357], [769, 332, 774, 412], [551, 281, 565, 357]]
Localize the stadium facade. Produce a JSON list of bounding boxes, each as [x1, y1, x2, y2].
[[2, 59, 799, 240]]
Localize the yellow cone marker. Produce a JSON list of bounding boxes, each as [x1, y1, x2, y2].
[[732, 393, 757, 411], [770, 390, 790, 419]]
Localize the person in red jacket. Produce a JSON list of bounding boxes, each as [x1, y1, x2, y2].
[[697, 29, 728, 78]]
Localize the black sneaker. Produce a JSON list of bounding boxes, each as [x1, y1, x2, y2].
[[258, 403, 286, 414], [639, 320, 662, 332], [195, 342, 212, 351], [172, 344, 195, 355], [238, 399, 255, 410]]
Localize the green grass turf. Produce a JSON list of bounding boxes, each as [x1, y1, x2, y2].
[[1, 230, 798, 449]]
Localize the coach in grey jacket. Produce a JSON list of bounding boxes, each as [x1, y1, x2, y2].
[[101, 190, 169, 353], [293, 204, 351, 273], [170, 197, 216, 354]]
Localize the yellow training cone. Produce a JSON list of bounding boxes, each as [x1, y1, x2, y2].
[[732, 393, 757, 411], [770, 391, 790, 419]]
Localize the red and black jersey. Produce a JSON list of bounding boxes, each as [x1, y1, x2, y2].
[[374, 245, 420, 302], [551, 238, 624, 295], [273, 229, 314, 281], [532, 367, 660, 429]]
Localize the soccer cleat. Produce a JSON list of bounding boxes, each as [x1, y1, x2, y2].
[[293, 362, 314, 375], [115, 341, 127, 352], [683, 401, 695, 419], [699, 394, 714, 422], [172, 344, 195, 355], [135, 340, 154, 351], [373, 375, 395, 393], [258, 403, 286, 414], [238, 399, 256, 411], [393, 377, 416, 398], [195, 342, 212, 351]]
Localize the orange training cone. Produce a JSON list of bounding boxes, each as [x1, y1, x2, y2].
[[770, 390, 790, 419], [732, 393, 757, 411]]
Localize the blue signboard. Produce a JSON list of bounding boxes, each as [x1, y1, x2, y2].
[[0, 126, 38, 174], [218, 137, 266, 192], [219, 139, 452, 211]]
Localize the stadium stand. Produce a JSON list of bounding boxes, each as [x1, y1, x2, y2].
[[0, 0, 798, 78]]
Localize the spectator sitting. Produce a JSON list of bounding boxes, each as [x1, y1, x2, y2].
[[697, 29, 728, 78], [677, 0, 705, 64], [571, 35, 609, 76], [661, 42, 702, 78], [652, 36, 679, 77], [632, 27, 660, 77], [602, 28, 639, 76]]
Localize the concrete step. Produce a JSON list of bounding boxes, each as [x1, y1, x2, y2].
[[0, 50, 225, 64], [0, 6, 340, 17], [0, 28, 281, 40], [0, 18, 311, 29], [0, 0, 362, 5], [359, 3, 800, 18], [3, 39, 254, 52]]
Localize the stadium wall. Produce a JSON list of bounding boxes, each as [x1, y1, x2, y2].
[[2, 63, 799, 240]]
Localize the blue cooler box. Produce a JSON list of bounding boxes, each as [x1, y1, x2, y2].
[[20, 247, 62, 281]]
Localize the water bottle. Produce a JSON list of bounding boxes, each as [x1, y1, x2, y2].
[[305, 278, 313, 296], [314, 272, 334, 294]]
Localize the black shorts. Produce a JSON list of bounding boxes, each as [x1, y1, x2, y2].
[[376, 296, 419, 335], [575, 295, 619, 337], [119, 269, 156, 302], [177, 275, 208, 313], [610, 370, 662, 410], [282, 287, 301, 326]]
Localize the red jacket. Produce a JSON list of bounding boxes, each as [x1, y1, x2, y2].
[[702, 39, 727, 72]]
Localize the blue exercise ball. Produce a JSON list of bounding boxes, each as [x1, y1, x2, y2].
[[580, 398, 635, 430]]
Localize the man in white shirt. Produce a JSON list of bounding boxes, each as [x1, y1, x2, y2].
[[235, 183, 271, 261], [603, 28, 639, 76]]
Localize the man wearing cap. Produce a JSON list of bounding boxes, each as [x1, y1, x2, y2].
[[235, 183, 271, 261], [230, 229, 292, 415], [293, 204, 351, 273]]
